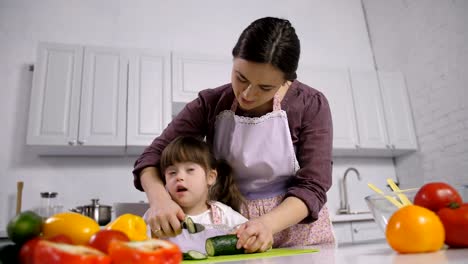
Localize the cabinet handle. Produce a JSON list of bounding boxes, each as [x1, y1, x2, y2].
[[68, 140, 76, 146], [353, 228, 359, 233], [77, 140, 85, 145]]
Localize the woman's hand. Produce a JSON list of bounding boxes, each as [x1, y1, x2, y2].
[[235, 219, 273, 253], [140, 167, 185, 238], [146, 199, 185, 238]]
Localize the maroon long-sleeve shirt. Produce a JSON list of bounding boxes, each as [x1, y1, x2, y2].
[[133, 80, 333, 222]]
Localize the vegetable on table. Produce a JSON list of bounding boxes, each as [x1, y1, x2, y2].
[[205, 234, 244, 257], [437, 203, 468, 248], [105, 214, 148, 241], [414, 182, 462, 212], [42, 212, 100, 245], [183, 250, 207, 260], [7, 211, 43, 245], [108, 239, 182, 264], [34, 240, 111, 264], [88, 229, 130, 254], [386, 205, 445, 254]]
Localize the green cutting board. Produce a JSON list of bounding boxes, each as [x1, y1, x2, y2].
[[182, 248, 319, 263]]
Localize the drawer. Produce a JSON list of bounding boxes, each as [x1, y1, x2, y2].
[[332, 222, 353, 245], [351, 221, 385, 242]]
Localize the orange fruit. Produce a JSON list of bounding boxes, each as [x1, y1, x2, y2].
[[386, 205, 445, 253]]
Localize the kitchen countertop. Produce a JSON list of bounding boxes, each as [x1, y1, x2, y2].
[[2, 238, 467, 263], [188, 242, 468, 264]]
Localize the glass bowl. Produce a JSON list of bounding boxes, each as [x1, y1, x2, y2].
[[364, 188, 419, 233]]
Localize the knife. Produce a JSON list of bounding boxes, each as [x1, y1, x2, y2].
[[182, 217, 206, 234], [182, 217, 234, 234]]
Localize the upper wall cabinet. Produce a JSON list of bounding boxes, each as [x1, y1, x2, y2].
[[297, 68, 359, 151], [298, 67, 417, 156], [126, 51, 171, 155], [172, 53, 232, 102], [378, 71, 418, 154], [27, 43, 171, 155]]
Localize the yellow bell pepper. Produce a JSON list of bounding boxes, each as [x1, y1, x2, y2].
[[42, 212, 100, 245], [105, 214, 148, 241]]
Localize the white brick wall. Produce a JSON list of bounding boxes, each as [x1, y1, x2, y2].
[[363, 0, 468, 187]]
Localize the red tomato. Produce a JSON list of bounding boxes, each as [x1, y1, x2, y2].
[[108, 239, 182, 264], [414, 182, 462, 212], [48, 234, 74, 244], [34, 240, 111, 264], [19, 237, 41, 264], [88, 230, 130, 254], [437, 203, 468, 248]]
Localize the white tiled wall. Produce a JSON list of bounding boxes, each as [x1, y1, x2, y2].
[[363, 0, 468, 188]]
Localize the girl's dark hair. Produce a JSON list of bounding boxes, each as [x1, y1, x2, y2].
[[232, 17, 300, 81], [160, 136, 245, 212]]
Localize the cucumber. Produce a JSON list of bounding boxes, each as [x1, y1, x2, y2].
[[205, 234, 244, 256], [183, 250, 207, 260], [183, 216, 197, 234]]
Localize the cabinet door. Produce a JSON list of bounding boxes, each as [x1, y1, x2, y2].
[[351, 221, 385, 243], [27, 43, 83, 146], [332, 222, 353, 245], [172, 53, 232, 102], [378, 72, 418, 153], [298, 69, 359, 150], [127, 51, 171, 151], [78, 47, 128, 146], [350, 70, 389, 150]]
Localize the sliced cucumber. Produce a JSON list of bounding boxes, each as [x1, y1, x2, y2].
[[183, 250, 207, 260], [205, 234, 244, 256], [183, 216, 197, 234]]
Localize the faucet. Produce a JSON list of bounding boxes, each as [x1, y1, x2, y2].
[[338, 167, 361, 214]]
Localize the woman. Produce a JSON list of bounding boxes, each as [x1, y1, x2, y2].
[[133, 16, 335, 253]]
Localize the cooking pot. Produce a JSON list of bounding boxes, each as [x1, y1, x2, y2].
[[71, 198, 112, 225]]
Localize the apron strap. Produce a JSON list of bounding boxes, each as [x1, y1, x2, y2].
[[209, 202, 223, 224]]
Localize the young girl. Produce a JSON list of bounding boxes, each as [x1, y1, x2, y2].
[[144, 136, 247, 253]]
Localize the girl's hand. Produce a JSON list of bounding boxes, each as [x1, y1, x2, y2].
[[235, 219, 273, 253], [146, 199, 185, 238]]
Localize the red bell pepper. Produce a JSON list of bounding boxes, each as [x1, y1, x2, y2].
[[437, 203, 468, 248], [33, 240, 111, 264], [108, 239, 182, 264]]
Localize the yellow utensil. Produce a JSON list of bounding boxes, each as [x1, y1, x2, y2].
[[386, 178, 412, 206], [367, 183, 403, 208]]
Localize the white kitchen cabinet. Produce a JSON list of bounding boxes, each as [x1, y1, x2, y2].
[[126, 51, 172, 155], [28, 43, 172, 155], [27, 43, 128, 155], [349, 70, 389, 152], [378, 71, 418, 154], [27, 43, 83, 147], [332, 222, 353, 245], [333, 220, 385, 245], [172, 53, 232, 102], [298, 68, 359, 151], [79, 46, 129, 147], [350, 220, 385, 243]]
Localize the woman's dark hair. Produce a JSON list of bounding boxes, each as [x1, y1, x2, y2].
[[232, 17, 300, 81], [160, 136, 245, 212]]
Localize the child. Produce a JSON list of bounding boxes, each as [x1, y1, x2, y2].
[[143, 136, 247, 253]]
